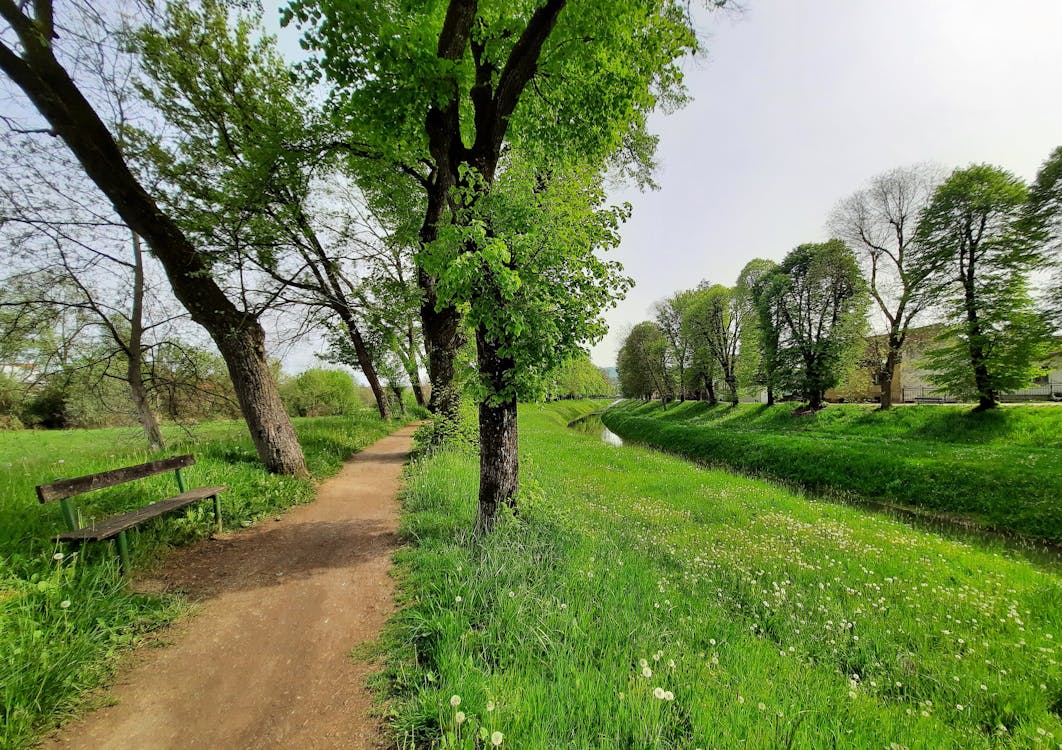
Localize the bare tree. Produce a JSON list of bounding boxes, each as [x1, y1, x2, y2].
[[0, 0, 308, 475], [830, 165, 941, 408]]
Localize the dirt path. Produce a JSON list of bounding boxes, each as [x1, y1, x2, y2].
[[43, 424, 419, 750]]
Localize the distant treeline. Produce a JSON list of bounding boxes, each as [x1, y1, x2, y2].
[[618, 156, 1062, 411]]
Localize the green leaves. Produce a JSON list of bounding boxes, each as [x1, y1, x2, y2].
[[914, 164, 1052, 406]]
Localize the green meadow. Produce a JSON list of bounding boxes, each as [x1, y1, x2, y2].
[[0, 413, 404, 750], [601, 401, 1062, 542], [381, 401, 1062, 749]]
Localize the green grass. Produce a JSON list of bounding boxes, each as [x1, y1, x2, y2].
[[0, 411, 404, 749], [601, 401, 1062, 541], [380, 400, 1062, 749]]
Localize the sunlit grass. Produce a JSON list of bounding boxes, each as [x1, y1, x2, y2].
[[602, 400, 1062, 541], [0, 411, 404, 749], [381, 401, 1062, 749]]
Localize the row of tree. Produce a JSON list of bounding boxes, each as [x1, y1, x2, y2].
[[619, 154, 1062, 411], [1, 0, 725, 529]]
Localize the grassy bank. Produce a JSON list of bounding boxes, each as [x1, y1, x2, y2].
[[0, 412, 404, 749], [601, 401, 1062, 542], [381, 400, 1061, 749]]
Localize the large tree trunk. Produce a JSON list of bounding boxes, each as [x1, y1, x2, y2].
[[215, 325, 308, 476], [705, 375, 718, 406], [415, 163, 463, 420], [766, 384, 775, 406], [0, 16, 308, 477], [127, 233, 164, 451], [475, 328, 518, 532]]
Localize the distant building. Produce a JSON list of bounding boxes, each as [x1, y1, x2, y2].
[[826, 325, 1062, 404]]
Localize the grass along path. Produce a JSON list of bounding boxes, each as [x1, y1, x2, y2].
[[602, 400, 1062, 542], [381, 401, 1061, 749], [0, 411, 407, 750]]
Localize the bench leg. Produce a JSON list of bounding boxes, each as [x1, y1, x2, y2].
[[116, 530, 131, 575], [212, 495, 223, 534]]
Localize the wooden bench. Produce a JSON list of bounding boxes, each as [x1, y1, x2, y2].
[[36, 455, 226, 574]]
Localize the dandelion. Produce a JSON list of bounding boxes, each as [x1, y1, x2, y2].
[[653, 687, 666, 700], [664, 691, 675, 701], [53, 552, 64, 561], [757, 702, 766, 711], [956, 704, 964, 711], [455, 711, 466, 725], [639, 658, 648, 668], [60, 600, 70, 609], [642, 666, 652, 679], [491, 731, 504, 747], [508, 591, 516, 598], [450, 695, 461, 708], [486, 700, 495, 713], [455, 596, 463, 603], [618, 692, 625, 700], [737, 695, 745, 704], [668, 659, 675, 669]]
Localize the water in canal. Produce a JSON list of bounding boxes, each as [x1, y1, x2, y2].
[[567, 412, 624, 446]]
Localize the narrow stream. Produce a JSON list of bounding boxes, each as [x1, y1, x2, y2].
[[569, 411, 1062, 571], [567, 412, 624, 446]]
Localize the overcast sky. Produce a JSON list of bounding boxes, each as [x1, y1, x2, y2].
[[588, 0, 1062, 367]]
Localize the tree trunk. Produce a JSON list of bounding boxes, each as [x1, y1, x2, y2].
[[879, 370, 894, 410], [420, 270, 464, 420], [705, 375, 717, 406], [127, 233, 164, 451], [961, 262, 997, 410], [215, 325, 308, 476], [766, 384, 775, 406], [336, 311, 391, 420], [390, 385, 407, 415], [726, 373, 738, 405], [972, 357, 997, 410], [475, 327, 518, 532], [0, 23, 308, 477], [403, 327, 427, 407]]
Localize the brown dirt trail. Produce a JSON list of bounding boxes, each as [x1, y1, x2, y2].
[[43, 423, 419, 750]]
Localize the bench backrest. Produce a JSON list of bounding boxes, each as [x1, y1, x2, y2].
[[36, 455, 196, 503]]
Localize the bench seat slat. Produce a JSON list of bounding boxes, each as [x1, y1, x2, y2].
[[56, 486, 227, 542]]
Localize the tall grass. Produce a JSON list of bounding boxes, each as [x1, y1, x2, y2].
[[0, 412, 403, 749], [380, 401, 1062, 749], [602, 401, 1062, 541]]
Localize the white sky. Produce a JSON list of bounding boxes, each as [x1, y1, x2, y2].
[[591, 0, 1062, 366]]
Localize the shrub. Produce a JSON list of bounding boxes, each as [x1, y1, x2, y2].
[[280, 368, 363, 417]]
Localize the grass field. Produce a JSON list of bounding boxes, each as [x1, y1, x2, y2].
[[601, 401, 1062, 542], [381, 400, 1062, 749], [0, 412, 405, 749]]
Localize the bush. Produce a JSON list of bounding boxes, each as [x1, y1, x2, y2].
[[280, 368, 363, 417]]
